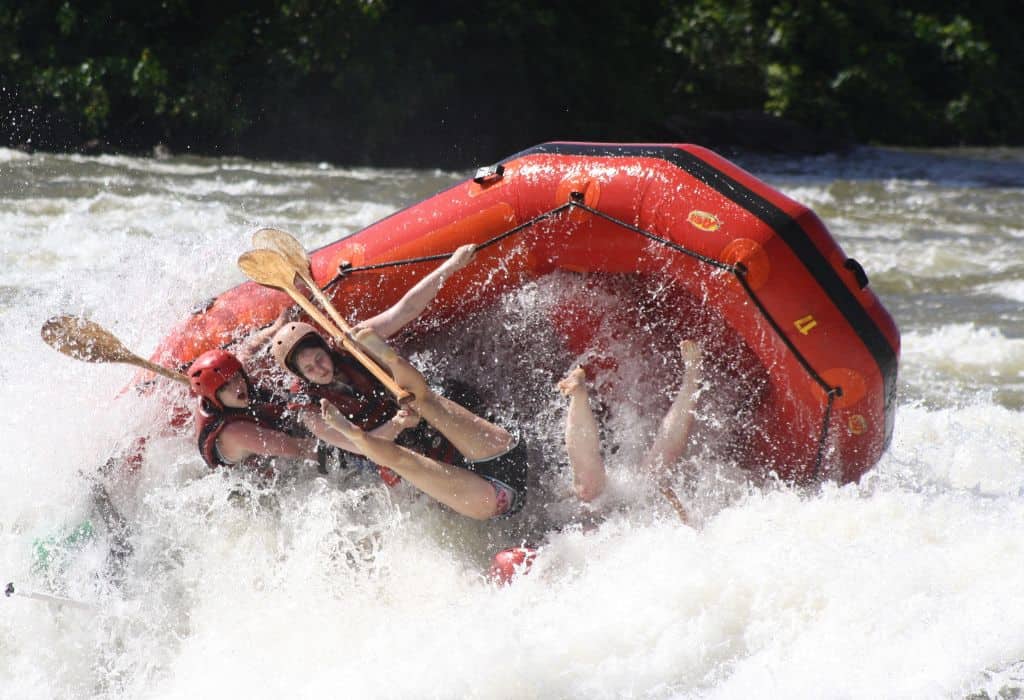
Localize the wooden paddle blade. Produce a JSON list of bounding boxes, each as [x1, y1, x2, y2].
[[252, 228, 311, 269], [252, 227, 321, 293], [41, 315, 191, 385], [237, 249, 299, 289], [250, 229, 361, 336], [41, 315, 134, 364]]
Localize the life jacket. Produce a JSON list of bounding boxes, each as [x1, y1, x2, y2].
[[289, 349, 407, 485], [195, 388, 298, 470], [288, 350, 399, 431]]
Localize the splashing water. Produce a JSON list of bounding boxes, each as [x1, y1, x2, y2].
[[2, 146, 1023, 699]]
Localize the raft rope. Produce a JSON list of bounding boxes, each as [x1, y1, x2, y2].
[[324, 193, 843, 480]]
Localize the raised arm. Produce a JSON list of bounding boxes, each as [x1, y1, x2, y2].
[[217, 421, 319, 465], [233, 306, 294, 365], [356, 244, 476, 339]]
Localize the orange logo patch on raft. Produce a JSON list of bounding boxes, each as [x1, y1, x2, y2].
[[848, 414, 868, 435], [687, 210, 722, 232]]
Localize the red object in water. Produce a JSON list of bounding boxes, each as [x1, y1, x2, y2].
[[146, 142, 899, 484], [489, 546, 538, 584]]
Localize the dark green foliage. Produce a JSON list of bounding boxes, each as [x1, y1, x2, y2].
[[1, 0, 1021, 165]]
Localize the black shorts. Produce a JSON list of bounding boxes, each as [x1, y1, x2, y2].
[[464, 438, 529, 517], [398, 424, 529, 518], [397, 378, 529, 517]]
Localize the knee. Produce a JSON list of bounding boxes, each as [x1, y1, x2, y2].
[[484, 479, 523, 519]]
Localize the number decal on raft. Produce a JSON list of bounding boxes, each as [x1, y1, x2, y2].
[[794, 314, 818, 335]]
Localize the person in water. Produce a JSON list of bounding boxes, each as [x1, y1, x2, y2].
[[557, 339, 704, 514], [186, 303, 323, 473], [489, 339, 703, 583], [270, 243, 530, 520]]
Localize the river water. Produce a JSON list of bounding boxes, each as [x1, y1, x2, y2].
[[1, 145, 1022, 699]]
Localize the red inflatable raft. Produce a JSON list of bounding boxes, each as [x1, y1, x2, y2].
[[151, 142, 899, 484]]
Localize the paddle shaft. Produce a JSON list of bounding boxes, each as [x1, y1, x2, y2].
[[293, 265, 359, 336], [271, 278, 414, 405], [659, 483, 689, 524], [5, 582, 94, 610], [124, 356, 190, 385]]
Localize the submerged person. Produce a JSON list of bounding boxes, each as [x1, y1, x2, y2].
[[489, 340, 703, 583], [557, 339, 704, 515], [270, 243, 529, 519]]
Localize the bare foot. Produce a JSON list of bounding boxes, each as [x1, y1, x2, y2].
[[557, 367, 588, 396], [679, 340, 702, 368]]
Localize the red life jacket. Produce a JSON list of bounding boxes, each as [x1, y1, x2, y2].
[[195, 391, 295, 470], [289, 350, 402, 484]]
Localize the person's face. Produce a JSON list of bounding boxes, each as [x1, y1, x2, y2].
[[216, 373, 249, 408], [294, 346, 334, 385]]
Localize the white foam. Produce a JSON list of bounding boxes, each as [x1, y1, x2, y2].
[[903, 323, 1024, 372], [980, 280, 1024, 304], [3, 146, 1024, 699], [0, 147, 31, 162]]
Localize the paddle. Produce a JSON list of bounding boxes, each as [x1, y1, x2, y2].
[[237, 249, 414, 404], [251, 227, 361, 338], [5, 581, 94, 610], [40, 315, 190, 386]]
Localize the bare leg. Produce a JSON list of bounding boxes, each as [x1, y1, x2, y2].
[[321, 400, 501, 520], [640, 340, 703, 479], [558, 367, 607, 502], [354, 328, 513, 461]]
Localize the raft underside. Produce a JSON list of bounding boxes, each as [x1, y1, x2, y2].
[[152, 143, 900, 483]]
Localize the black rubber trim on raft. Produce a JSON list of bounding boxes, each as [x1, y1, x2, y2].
[[518, 142, 899, 442]]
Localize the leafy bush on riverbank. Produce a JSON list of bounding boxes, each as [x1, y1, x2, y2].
[[2, 1, 1021, 165]]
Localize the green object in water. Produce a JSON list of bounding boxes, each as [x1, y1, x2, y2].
[[32, 520, 95, 575]]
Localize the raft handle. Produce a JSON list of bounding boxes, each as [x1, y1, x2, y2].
[[843, 258, 869, 289], [473, 163, 505, 185]]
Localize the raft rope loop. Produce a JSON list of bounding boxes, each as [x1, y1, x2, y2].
[[325, 193, 842, 480]]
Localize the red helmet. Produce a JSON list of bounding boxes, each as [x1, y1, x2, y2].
[[188, 349, 243, 407]]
